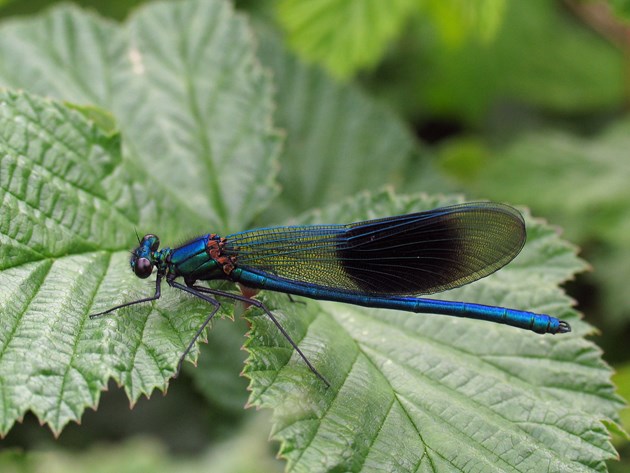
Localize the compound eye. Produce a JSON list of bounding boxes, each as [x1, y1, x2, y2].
[[134, 257, 153, 279], [142, 234, 160, 252]]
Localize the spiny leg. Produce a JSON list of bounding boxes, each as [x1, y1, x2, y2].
[[169, 281, 222, 377], [90, 274, 163, 319], [190, 285, 330, 388]]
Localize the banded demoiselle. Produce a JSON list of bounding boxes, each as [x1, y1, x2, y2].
[[91, 202, 571, 387]]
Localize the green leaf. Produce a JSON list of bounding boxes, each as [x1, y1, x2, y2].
[[422, 0, 506, 46], [244, 190, 621, 472], [0, 0, 281, 232], [612, 362, 630, 438], [0, 89, 200, 434], [187, 316, 250, 414], [608, 0, 630, 20], [253, 22, 439, 221], [0, 1, 147, 21], [64, 103, 118, 136], [275, 0, 508, 78], [0, 0, 280, 435], [445, 120, 630, 324], [368, 0, 625, 124], [276, 0, 417, 78], [0, 414, 283, 473]]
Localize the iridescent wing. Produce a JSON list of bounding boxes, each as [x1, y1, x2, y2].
[[224, 202, 526, 296]]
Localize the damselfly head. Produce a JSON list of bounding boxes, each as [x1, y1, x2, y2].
[[130, 234, 160, 279]]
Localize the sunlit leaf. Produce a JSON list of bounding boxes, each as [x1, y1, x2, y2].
[[276, 0, 417, 78], [0, 0, 281, 233], [422, 0, 506, 46]]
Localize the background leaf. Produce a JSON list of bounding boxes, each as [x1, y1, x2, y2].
[[367, 0, 625, 124], [253, 22, 442, 222], [0, 413, 284, 473], [186, 317, 250, 414], [421, 0, 506, 46], [0, 0, 281, 233], [276, 0, 417, 78], [275, 0, 508, 79], [608, 0, 630, 20], [613, 362, 630, 432]]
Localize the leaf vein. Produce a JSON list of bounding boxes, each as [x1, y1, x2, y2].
[[364, 339, 590, 471], [0, 260, 53, 362]]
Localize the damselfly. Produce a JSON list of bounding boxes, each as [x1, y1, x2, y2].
[[91, 203, 571, 387]]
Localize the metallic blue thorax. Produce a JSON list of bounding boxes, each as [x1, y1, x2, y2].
[[167, 234, 224, 283]]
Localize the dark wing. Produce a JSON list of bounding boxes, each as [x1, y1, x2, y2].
[[224, 202, 526, 296]]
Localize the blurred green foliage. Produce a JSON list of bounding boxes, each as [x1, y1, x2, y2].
[[0, 0, 628, 471], [609, 0, 630, 19]]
